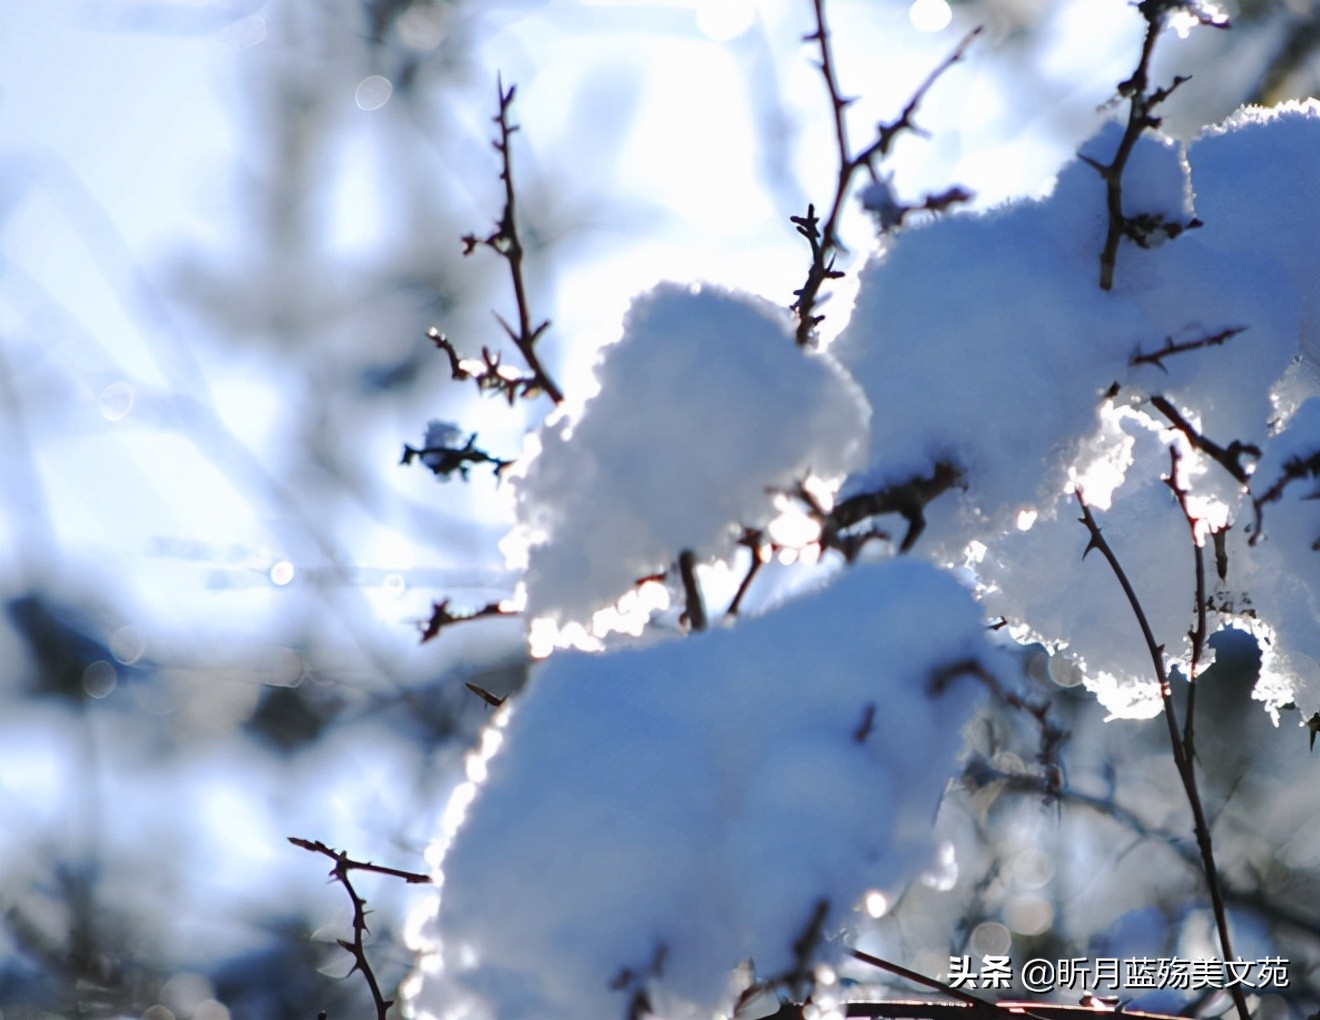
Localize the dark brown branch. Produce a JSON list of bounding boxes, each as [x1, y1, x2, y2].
[[289, 837, 431, 884], [418, 598, 516, 644], [1087, 2, 1225, 290], [1130, 325, 1245, 372], [427, 329, 547, 406], [791, 3, 979, 345], [1149, 394, 1257, 486], [892, 185, 974, 231], [823, 462, 963, 554], [677, 549, 707, 632], [288, 838, 431, 1020], [464, 681, 505, 708], [1162, 446, 1208, 757], [1073, 491, 1250, 1020], [725, 527, 767, 619], [854, 28, 983, 171], [458, 78, 564, 404], [1249, 445, 1320, 545]]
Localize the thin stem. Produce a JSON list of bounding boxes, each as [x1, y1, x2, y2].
[[792, 1, 977, 344], [1073, 492, 1250, 1020], [289, 837, 430, 1020], [461, 78, 564, 404], [1163, 447, 1208, 757], [678, 549, 707, 632]]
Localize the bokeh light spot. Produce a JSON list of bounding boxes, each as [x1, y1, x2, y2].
[[99, 380, 135, 421], [110, 624, 147, 665], [909, 0, 952, 33], [696, 0, 755, 42], [355, 75, 393, 111], [970, 920, 1012, 957], [82, 660, 118, 699]]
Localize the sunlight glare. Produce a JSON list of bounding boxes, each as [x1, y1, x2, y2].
[[863, 888, 890, 918], [767, 494, 822, 547], [696, 0, 756, 42], [920, 839, 958, 891], [908, 0, 952, 33]]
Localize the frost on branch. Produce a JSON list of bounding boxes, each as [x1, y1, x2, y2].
[[404, 560, 996, 1020], [509, 282, 868, 636]]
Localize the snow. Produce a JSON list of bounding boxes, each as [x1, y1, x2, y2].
[[404, 560, 995, 1020], [509, 282, 868, 636], [836, 104, 1320, 721]]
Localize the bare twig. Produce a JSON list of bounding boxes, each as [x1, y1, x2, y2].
[[418, 598, 516, 644], [464, 681, 505, 708], [725, 527, 767, 619], [791, 1, 979, 345], [1163, 446, 1208, 757], [427, 329, 548, 406], [1149, 395, 1257, 486], [821, 461, 963, 554], [289, 837, 431, 884], [1073, 491, 1251, 1020], [677, 549, 707, 632], [457, 77, 564, 404], [1248, 445, 1320, 545], [1130, 325, 1245, 372], [288, 838, 431, 1020], [1085, 2, 1227, 290], [853, 29, 982, 171]]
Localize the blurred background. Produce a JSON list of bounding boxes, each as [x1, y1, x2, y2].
[[2, 1, 1319, 1017]]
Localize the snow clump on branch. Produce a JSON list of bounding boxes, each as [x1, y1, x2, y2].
[[403, 560, 996, 1020], [508, 282, 868, 641]]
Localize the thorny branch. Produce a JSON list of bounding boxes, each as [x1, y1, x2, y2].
[[821, 461, 964, 554], [418, 598, 516, 644], [1084, 0, 1226, 291], [427, 328, 548, 406], [1249, 445, 1320, 546], [457, 77, 564, 405], [288, 838, 429, 1020], [1149, 394, 1258, 486], [1130, 325, 1245, 372], [792, 0, 978, 345], [1073, 491, 1251, 1020]]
